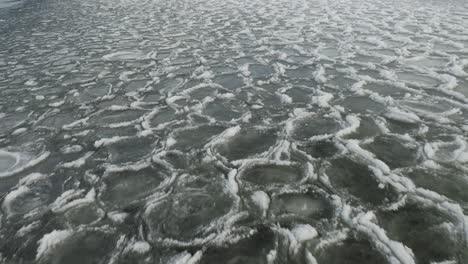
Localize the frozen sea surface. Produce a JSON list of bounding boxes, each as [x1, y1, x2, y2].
[[1, 0, 468, 263]]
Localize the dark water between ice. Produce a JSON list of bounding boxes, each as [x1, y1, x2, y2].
[[1, 0, 468, 263]]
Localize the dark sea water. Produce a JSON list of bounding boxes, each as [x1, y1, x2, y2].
[[1, 0, 468, 263]]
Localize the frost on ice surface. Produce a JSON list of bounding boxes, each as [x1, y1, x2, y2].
[[1, 0, 468, 262]]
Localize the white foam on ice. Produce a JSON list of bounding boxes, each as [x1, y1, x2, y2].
[[385, 107, 421, 124], [336, 115, 360, 138], [291, 224, 318, 242], [36, 230, 74, 261], [251, 190, 270, 217], [51, 189, 95, 213], [61, 151, 94, 168], [102, 51, 146, 61], [0, 151, 50, 178], [167, 251, 203, 264], [128, 241, 151, 254], [342, 206, 416, 264]]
